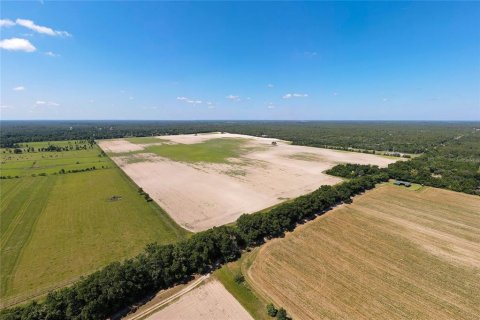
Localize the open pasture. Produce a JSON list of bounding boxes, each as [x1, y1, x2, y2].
[[98, 133, 397, 231], [0, 140, 110, 177], [0, 143, 188, 307], [247, 185, 480, 320]]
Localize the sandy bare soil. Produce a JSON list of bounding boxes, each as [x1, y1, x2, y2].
[[98, 139, 145, 153], [146, 278, 253, 320], [99, 133, 397, 231], [247, 185, 480, 320]]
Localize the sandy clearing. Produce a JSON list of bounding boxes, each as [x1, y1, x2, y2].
[[97, 139, 145, 153], [99, 133, 397, 231], [146, 278, 253, 320]]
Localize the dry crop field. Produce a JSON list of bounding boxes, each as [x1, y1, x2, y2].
[[98, 133, 395, 231], [247, 185, 480, 320], [146, 278, 253, 320]]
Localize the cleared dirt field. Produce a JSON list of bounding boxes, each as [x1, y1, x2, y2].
[[98, 133, 396, 231], [247, 185, 480, 320], [146, 278, 253, 320]]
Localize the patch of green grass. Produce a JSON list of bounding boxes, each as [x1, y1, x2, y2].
[[125, 137, 167, 144], [144, 138, 247, 163], [0, 144, 189, 308], [214, 250, 269, 320]]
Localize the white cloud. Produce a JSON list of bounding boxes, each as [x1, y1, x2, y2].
[[266, 103, 275, 109], [0, 19, 15, 27], [207, 105, 215, 109], [45, 51, 59, 57], [15, 19, 71, 37], [36, 100, 59, 106], [177, 97, 202, 105], [0, 105, 14, 109], [304, 51, 318, 57], [267, 84, 274, 88], [13, 86, 25, 91], [282, 93, 308, 99], [0, 38, 36, 52], [226, 94, 241, 101]]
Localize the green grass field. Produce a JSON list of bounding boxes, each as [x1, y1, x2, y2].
[[143, 138, 247, 163], [1, 140, 110, 177], [0, 142, 189, 308]]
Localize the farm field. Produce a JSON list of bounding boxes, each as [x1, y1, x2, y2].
[[146, 278, 253, 320], [98, 133, 397, 231], [0, 140, 110, 177], [0, 143, 189, 308], [247, 185, 480, 320]]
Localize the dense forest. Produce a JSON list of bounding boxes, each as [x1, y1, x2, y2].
[[0, 174, 388, 320], [1, 120, 476, 153]]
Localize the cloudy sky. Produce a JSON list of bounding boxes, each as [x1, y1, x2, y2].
[[1, 1, 479, 120]]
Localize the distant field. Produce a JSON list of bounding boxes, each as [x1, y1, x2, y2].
[[0, 143, 189, 307], [125, 136, 168, 144], [1, 140, 110, 177], [247, 185, 480, 320], [98, 133, 396, 231]]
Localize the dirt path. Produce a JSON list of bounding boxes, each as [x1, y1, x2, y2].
[[126, 275, 210, 320]]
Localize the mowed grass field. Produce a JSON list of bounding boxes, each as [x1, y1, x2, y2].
[[247, 185, 480, 320], [0, 142, 189, 307]]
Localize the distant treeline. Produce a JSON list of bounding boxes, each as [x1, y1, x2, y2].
[[0, 173, 388, 320], [2, 121, 478, 194], [2, 120, 478, 193], [1, 120, 477, 153]]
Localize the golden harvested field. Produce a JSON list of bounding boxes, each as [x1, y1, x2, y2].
[[248, 185, 480, 320]]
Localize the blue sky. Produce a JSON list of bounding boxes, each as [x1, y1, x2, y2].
[[1, 1, 479, 120]]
